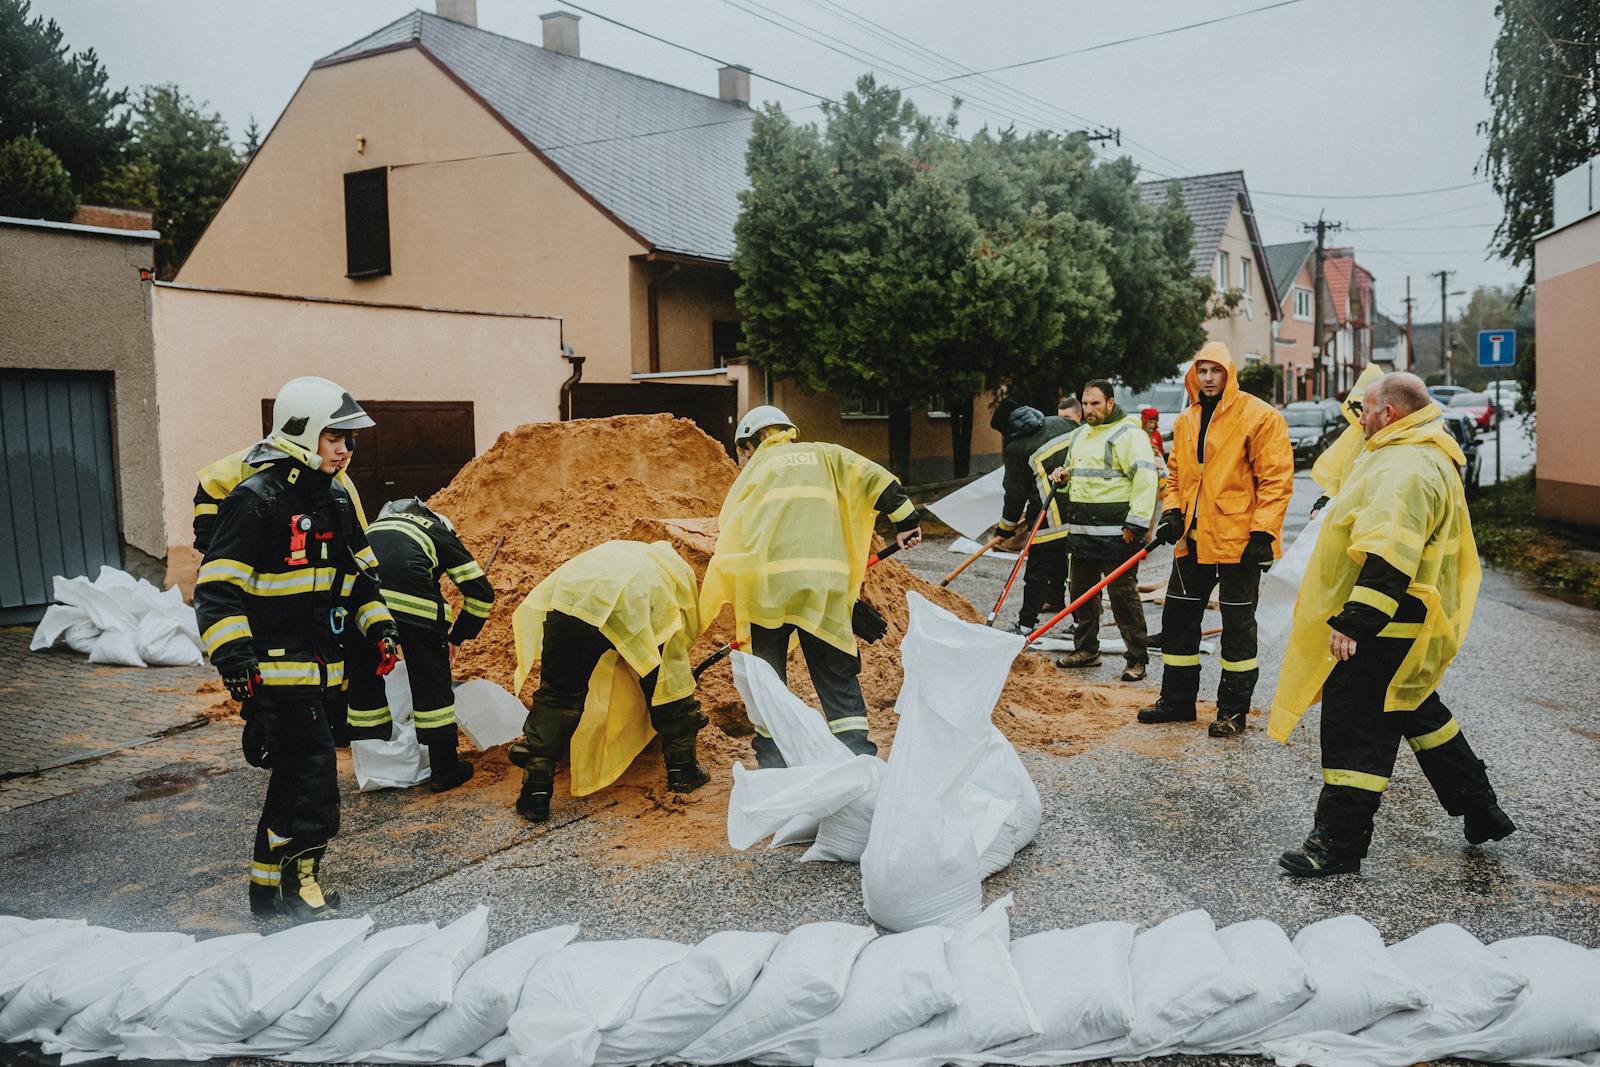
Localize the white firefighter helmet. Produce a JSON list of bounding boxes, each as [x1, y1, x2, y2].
[[735, 404, 794, 446], [269, 377, 374, 468], [378, 497, 455, 534]]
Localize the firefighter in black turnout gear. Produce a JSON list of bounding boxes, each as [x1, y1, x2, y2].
[[195, 378, 398, 923], [344, 497, 496, 792], [992, 399, 1076, 635]]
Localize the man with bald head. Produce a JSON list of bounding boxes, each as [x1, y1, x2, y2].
[[1268, 371, 1514, 877]]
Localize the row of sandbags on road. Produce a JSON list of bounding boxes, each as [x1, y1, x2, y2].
[[727, 594, 1041, 932], [2, 902, 1598, 1067], [29, 566, 203, 668]]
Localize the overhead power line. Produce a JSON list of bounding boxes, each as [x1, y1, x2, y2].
[[1253, 180, 1490, 200]]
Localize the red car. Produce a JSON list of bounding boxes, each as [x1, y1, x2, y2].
[[1448, 392, 1499, 431]]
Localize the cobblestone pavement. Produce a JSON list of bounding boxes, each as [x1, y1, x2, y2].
[[0, 628, 219, 801]]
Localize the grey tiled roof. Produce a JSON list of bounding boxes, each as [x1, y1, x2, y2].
[[1265, 240, 1314, 305], [1138, 170, 1278, 311], [320, 10, 754, 262]]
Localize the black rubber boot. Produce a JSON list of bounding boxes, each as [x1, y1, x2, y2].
[[426, 743, 474, 793], [276, 845, 339, 922], [1208, 712, 1248, 737], [249, 878, 278, 918], [517, 768, 554, 823], [1279, 833, 1361, 877], [1137, 699, 1197, 724], [662, 728, 711, 794], [751, 733, 787, 769], [1464, 804, 1516, 845]]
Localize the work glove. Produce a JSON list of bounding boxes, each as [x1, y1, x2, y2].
[[221, 664, 262, 703], [1241, 531, 1276, 569], [1153, 509, 1185, 547], [852, 600, 889, 643], [240, 701, 275, 769], [375, 631, 400, 676], [998, 524, 1032, 553]]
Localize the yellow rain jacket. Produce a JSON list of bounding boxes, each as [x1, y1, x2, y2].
[[1268, 404, 1481, 741], [1310, 362, 1387, 498], [700, 430, 903, 657], [512, 540, 700, 796], [1164, 342, 1295, 564]]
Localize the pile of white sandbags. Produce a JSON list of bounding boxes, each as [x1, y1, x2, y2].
[[3, 904, 1597, 1066], [728, 594, 1041, 931], [29, 566, 203, 667]]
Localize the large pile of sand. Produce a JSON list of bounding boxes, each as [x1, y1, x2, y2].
[[425, 414, 1153, 857]]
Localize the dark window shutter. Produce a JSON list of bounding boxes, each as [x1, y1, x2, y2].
[[712, 320, 743, 367], [344, 168, 390, 279]]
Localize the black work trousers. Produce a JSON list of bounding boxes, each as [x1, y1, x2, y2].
[[1017, 539, 1068, 631], [1068, 553, 1148, 666], [519, 611, 702, 777], [1313, 635, 1497, 861], [248, 698, 339, 900], [749, 622, 874, 763], [344, 622, 457, 747], [1157, 540, 1262, 717]]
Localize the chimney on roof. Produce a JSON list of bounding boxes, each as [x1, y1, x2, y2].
[[541, 11, 580, 57], [718, 64, 751, 107], [435, 0, 477, 26]]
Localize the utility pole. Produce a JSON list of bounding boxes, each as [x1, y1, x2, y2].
[[1403, 276, 1415, 372], [1302, 212, 1342, 398], [1432, 269, 1456, 386]]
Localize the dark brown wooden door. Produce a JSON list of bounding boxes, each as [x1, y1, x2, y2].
[[260, 399, 475, 510], [569, 382, 737, 456]]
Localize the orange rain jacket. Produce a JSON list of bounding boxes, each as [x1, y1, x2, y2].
[[1162, 342, 1295, 564]]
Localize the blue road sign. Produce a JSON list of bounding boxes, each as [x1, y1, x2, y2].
[[1478, 329, 1516, 368]]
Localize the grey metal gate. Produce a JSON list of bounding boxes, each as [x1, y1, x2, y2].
[[0, 371, 121, 624]]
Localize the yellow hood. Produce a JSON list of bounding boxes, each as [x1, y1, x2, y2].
[[1184, 341, 1239, 405], [1365, 402, 1466, 469]]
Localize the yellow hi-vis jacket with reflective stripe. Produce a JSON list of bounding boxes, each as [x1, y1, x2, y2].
[[1311, 362, 1387, 499], [1032, 409, 1160, 551], [1268, 404, 1480, 741], [700, 430, 906, 657], [512, 540, 700, 797], [194, 444, 368, 556]]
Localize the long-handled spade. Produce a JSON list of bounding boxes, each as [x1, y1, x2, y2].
[[985, 506, 1049, 627], [940, 536, 1003, 587], [691, 541, 906, 680]]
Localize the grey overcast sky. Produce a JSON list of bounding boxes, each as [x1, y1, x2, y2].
[[35, 0, 1514, 322]]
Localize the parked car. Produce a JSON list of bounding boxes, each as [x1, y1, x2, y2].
[[1448, 391, 1499, 431], [1121, 378, 1189, 449], [1427, 385, 1468, 405], [1440, 407, 1482, 493], [1281, 401, 1342, 464], [1486, 379, 1523, 410]]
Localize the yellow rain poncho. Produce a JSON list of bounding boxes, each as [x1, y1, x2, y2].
[[1310, 362, 1386, 499], [699, 430, 898, 656], [1268, 403, 1481, 741], [512, 540, 699, 796]]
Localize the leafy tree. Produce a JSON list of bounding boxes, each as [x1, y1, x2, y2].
[[0, 135, 76, 220], [1481, 0, 1600, 290], [241, 115, 262, 159], [1236, 360, 1280, 401], [0, 0, 130, 191], [128, 84, 243, 277], [82, 157, 159, 211]]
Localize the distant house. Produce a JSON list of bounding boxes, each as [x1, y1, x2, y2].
[[176, 5, 1002, 483], [1265, 239, 1318, 401], [1319, 249, 1376, 395], [1139, 171, 1282, 372], [1533, 154, 1600, 529]]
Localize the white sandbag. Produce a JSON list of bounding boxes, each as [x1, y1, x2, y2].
[[507, 939, 690, 1067], [1259, 508, 1328, 646], [727, 758, 881, 863], [0, 923, 113, 1005], [927, 465, 1004, 541], [862, 594, 1033, 931], [0, 931, 191, 1043], [89, 628, 146, 667], [990, 920, 1137, 1062], [0, 916, 80, 951], [1259, 922, 1528, 1067], [1178, 919, 1313, 1054], [135, 588, 203, 666], [1247, 915, 1426, 1046], [47, 933, 259, 1058], [595, 930, 783, 1066], [756, 926, 958, 1065], [371, 924, 580, 1064], [289, 906, 489, 1062], [679, 922, 877, 1065], [240, 923, 435, 1055], [731, 650, 857, 768], [30, 603, 93, 651], [352, 667, 431, 789], [31, 567, 203, 668], [864, 895, 1040, 1061], [453, 678, 529, 750], [144, 917, 373, 1046], [1448, 935, 1600, 1064], [803, 756, 883, 863]]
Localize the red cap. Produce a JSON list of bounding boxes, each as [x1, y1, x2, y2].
[[1140, 406, 1160, 420]]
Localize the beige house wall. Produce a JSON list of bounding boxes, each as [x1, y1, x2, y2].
[[1534, 215, 1600, 528], [0, 220, 164, 569], [1203, 202, 1275, 364], [151, 283, 565, 557], [651, 263, 739, 374], [176, 47, 639, 384]]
